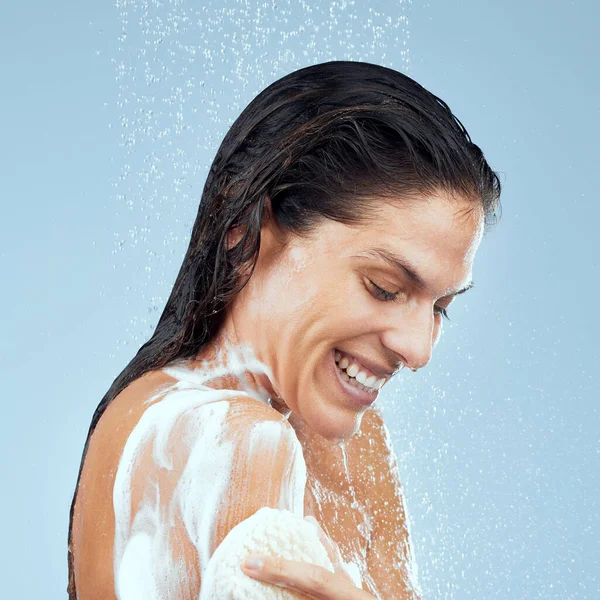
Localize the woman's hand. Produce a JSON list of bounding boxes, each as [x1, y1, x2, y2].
[[240, 516, 376, 599]]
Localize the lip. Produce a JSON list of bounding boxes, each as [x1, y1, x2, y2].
[[330, 349, 379, 409]]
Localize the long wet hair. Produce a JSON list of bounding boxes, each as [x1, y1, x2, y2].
[[67, 60, 502, 597]]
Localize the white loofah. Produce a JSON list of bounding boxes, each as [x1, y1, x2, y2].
[[199, 507, 335, 599]]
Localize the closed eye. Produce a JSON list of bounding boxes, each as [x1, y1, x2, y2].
[[368, 279, 399, 303], [367, 279, 451, 321]]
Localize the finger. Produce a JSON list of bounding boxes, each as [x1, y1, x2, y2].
[[241, 555, 372, 600]]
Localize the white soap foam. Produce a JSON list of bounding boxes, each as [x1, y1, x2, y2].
[[112, 340, 363, 598]]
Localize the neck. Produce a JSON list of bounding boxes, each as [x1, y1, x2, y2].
[[187, 321, 288, 413]]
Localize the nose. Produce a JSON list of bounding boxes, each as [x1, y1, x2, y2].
[[380, 306, 437, 372]]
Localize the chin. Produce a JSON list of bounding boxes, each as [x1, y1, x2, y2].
[[307, 404, 364, 444], [284, 372, 367, 443]]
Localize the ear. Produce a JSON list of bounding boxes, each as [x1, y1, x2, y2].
[[262, 194, 273, 226], [226, 224, 242, 250], [257, 194, 288, 262], [227, 195, 273, 250]]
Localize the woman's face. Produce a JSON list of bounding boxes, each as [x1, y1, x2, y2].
[[226, 190, 485, 442]]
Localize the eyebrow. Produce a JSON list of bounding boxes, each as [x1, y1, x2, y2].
[[356, 247, 475, 298]]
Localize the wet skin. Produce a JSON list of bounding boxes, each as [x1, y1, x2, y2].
[[70, 190, 484, 599], [218, 189, 483, 442]]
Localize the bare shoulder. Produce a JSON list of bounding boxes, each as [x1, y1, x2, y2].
[[344, 406, 406, 533], [348, 407, 424, 600], [345, 405, 399, 493], [72, 369, 304, 600], [71, 369, 187, 598]]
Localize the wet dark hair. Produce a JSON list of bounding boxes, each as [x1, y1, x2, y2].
[[67, 60, 501, 597]]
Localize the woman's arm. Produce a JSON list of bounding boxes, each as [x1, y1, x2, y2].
[[348, 407, 424, 600], [237, 406, 423, 600], [113, 396, 308, 599]]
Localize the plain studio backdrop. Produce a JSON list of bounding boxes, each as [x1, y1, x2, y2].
[[1, 0, 598, 598]]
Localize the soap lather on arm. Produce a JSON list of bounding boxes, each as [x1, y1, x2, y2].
[[113, 395, 308, 599]]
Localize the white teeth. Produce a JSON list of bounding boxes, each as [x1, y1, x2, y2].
[[346, 363, 359, 378], [335, 351, 388, 394], [336, 364, 378, 393]]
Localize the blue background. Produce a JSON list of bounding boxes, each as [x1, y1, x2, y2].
[[1, 0, 598, 597]]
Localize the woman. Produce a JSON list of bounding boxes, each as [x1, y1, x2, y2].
[[68, 60, 502, 599]]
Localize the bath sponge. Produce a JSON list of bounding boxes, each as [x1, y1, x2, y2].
[[199, 507, 334, 599]]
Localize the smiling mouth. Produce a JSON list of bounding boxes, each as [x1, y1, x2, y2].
[[332, 349, 387, 395]]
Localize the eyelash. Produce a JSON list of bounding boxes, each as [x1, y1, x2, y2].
[[367, 280, 451, 321]]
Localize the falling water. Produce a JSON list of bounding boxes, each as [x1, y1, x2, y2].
[[108, 1, 428, 597], [79, 0, 599, 597], [338, 440, 374, 540], [110, 0, 411, 351]]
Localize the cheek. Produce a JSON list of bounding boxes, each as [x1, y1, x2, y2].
[[254, 267, 314, 319]]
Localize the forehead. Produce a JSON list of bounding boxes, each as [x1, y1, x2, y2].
[[337, 192, 482, 248], [312, 191, 484, 296]]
